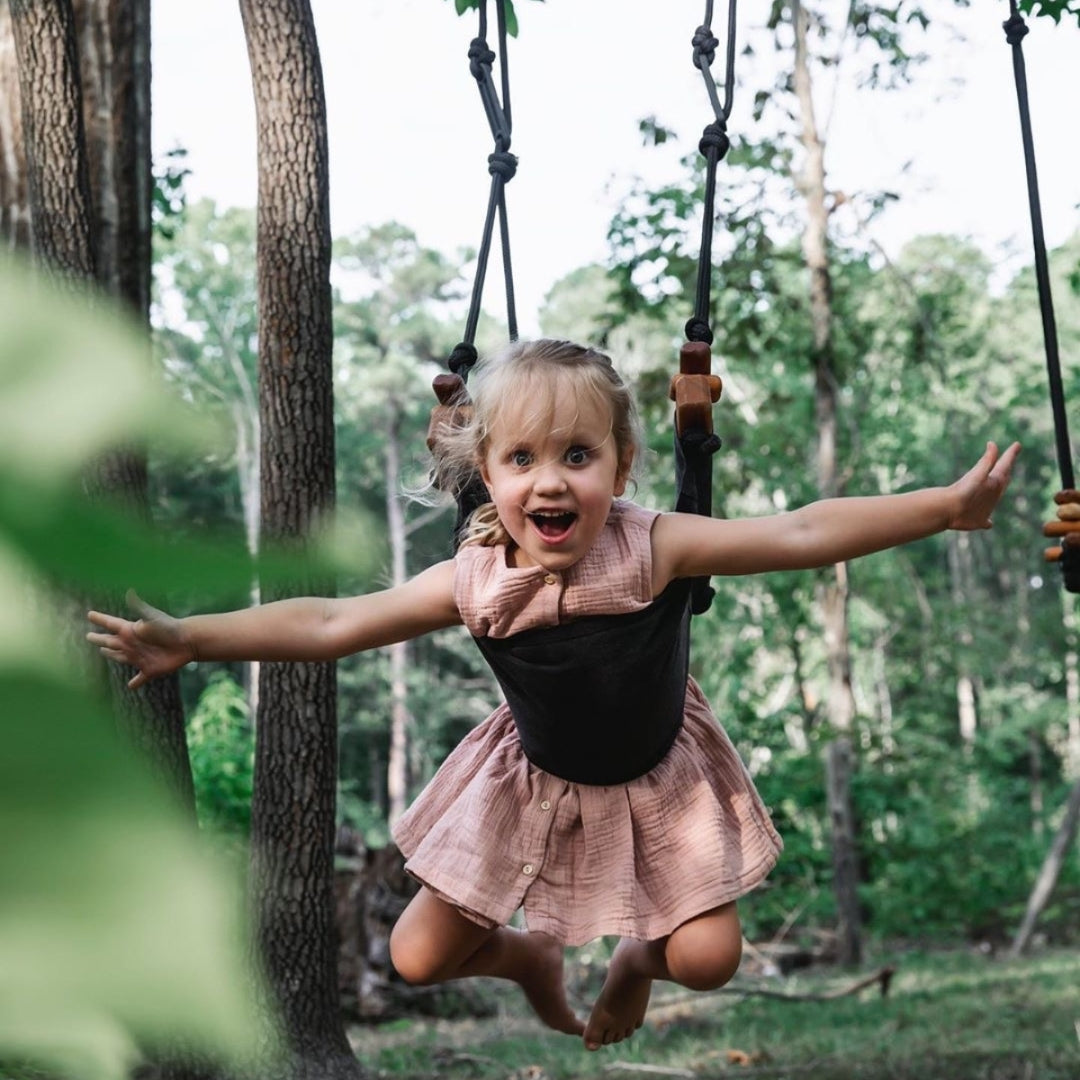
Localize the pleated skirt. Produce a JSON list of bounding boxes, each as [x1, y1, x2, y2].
[[392, 678, 782, 946]]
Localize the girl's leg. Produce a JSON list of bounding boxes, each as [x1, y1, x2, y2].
[[583, 901, 743, 1051], [389, 886, 584, 1037]]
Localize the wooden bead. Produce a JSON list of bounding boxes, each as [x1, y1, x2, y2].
[[1044, 520, 1080, 537], [1056, 502, 1080, 521], [1045, 547, 1063, 562], [432, 372, 468, 406], [679, 341, 712, 375], [1054, 489, 1080, 505]]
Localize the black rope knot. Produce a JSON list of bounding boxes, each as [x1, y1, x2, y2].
[[487, 150, 518, 181], [1003, 14, 1029, 46], [447, 342, 478, 378], [692, 25, 719, 70], [699, 120, 730, 160], [685, 317, 714, 345], [468, 37, 496, 79], [682, 429, 722, 456]]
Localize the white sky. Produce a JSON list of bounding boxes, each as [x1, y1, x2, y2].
[[152, 0, 1080, 335]]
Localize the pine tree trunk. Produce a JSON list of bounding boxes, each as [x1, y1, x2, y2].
[[384, 407, 413, 826], [790, 0, 861, 966], [9, 0, 195, 812], [8, 0, 94, 278], [0, 1, 31, 250], [239, 1, 359, 1075], [76, 0, 195, 813]]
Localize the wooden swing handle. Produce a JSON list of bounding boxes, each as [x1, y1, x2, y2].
[[669, 342, 723, 436]]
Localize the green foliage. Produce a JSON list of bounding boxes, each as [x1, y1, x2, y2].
[[0, 255, 266, 1079], [444, 0, 545, 38], [151, 146, 190, 241], [1021, 0, 1080, 26], [187, 672, 254, 837]]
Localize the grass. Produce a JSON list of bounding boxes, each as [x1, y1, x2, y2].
[[348, 947, 1080, 1080]]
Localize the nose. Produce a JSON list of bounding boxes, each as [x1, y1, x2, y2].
[[532, 459, 568, 494]]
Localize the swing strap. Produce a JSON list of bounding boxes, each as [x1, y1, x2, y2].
[[1002, 4, 1080, 592], [452, 0, 519, 387], [427, 0, 520, 543], [673, 0, 737, 615]]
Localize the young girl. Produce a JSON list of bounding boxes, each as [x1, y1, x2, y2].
[[88, 339, 1019, 1051]]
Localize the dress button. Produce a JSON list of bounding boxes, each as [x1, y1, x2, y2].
[[543, 573, 556, 585], [522, 863, 535, 876], [540, 800, 551, 811]]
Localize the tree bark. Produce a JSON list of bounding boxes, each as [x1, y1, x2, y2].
[[9, 0, 195, 813], [76, 0, 194, 814], [8, 0, 94, 279], [791, 0, 861, 966], [239, 1, 359, 1075], [0, 1, 31, 250]]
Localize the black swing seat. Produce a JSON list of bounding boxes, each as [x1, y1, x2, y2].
[[473, 577, 692, 786]]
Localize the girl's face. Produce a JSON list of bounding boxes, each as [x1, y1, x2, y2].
[[480, 390, 629, 572]]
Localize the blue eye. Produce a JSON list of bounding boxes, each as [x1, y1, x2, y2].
[[511, 449, 533, 467], [565, 446, 590, 465]]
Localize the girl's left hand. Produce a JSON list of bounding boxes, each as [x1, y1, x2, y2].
[[947, 441, 1021, 531]]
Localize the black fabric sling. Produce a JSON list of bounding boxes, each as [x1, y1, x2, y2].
[[473, 578, 692, 785]]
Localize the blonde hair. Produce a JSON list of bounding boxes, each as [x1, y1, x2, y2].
[[432, 339, 644, 548]]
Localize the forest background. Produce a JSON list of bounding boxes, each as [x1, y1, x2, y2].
[[2, 1, 1080, 1078]]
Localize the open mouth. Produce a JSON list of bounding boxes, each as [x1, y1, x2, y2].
[[528, 510, 578, 540]]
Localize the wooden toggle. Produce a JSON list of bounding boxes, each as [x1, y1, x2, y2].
[[1043, 492, 1080, 562], [1042, 520, 1080, 537], [669, 341, 723, 436], [427, 372, 473, 463]]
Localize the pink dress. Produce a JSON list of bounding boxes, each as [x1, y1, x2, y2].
[[392, 501, 782, 946]]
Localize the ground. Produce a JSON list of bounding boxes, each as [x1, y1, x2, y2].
[[348, 946, 1080, 1080]]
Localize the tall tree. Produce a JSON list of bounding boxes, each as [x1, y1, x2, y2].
[[334, 223, 462, 824], [0, 1, 30, 250], [786, 0, 861, 965], [8, 0, 195, 808], [238, 1, 358, 1075], [8, 0, 94, 278]]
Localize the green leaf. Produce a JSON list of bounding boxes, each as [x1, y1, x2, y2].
[[0, 668, 269, 1078]]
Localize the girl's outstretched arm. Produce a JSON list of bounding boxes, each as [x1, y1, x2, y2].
[[87, 560, 460, 689], [652, 441, 1020, 588]]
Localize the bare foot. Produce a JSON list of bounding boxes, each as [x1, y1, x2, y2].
[[515, 931, 585, 1037], [583, 939, 652, 1050]]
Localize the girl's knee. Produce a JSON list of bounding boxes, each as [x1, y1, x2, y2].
[[667, 933, 742, 990], [389, 889, 495, 986], [664, 904, 743, 991], [389, 920, 439, 986]]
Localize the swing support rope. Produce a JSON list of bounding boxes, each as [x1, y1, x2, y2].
[[427, 0, 740, 574], [1002, 3, 1080, 592], [446, 0, 519, 386], [669, 0, 738, 615]]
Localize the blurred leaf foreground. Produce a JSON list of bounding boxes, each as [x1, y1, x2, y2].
[[0, 255, 266, 1080]]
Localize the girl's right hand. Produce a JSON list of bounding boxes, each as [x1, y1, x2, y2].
[[87, 591, 196, 689]]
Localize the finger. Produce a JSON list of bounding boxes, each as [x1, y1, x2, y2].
[[128, 671, 147, 690], [990, 441, 1021, 480], [86, 631, 119, 648], [102, 648, 130, 663], [126, 589, 162, 621], [87, 610, 126, 632]]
